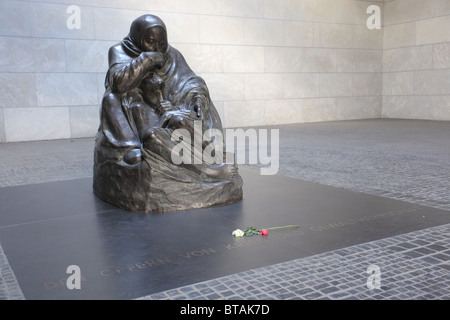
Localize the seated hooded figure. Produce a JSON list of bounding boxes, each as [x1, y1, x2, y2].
[[94, 14, 243, 213]]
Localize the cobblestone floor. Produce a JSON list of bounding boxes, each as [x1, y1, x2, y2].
[[0, 138, 94, 188], [241, 119, 450, 212], [1, 119, 449, 300], [140, 224, 450, 300], [0, 245, 24, 300]]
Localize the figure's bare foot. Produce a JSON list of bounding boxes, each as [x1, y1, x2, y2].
[[198, 162, 238, 180]]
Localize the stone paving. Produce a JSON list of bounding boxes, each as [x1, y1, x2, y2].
[[241, 119, 450, 212], [0, 245, 24, 300], [0, 119, 449, 300], [0, 138, 94, 188], [140, 223, 450, 300]]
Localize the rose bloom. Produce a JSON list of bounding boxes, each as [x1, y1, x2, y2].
[[260, 229, 268, 236], [232, 229, 244, 237]]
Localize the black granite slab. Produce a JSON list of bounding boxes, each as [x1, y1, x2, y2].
[[0, 168, 449, 300]]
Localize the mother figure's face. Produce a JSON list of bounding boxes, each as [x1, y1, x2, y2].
[[141, 27, 168, 53]]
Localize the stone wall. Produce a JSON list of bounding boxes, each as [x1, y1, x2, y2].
[[1, 0, 383, 142], [382, 0, 450, 120]]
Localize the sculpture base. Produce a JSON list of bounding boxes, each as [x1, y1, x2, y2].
[[93, 152, 243, 213]]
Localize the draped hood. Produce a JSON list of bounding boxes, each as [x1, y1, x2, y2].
[[122, 14, 168, 58]]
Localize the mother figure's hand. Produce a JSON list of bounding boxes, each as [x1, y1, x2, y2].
[[141, 51, 166, 71]]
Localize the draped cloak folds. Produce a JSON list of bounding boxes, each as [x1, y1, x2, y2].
[[93, 14, 242, 213]]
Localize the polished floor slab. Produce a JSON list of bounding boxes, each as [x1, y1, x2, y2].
[[0, 167, 449, 300]]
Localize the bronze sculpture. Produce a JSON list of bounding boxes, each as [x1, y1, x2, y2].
[[93, 14, 243, 212]]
